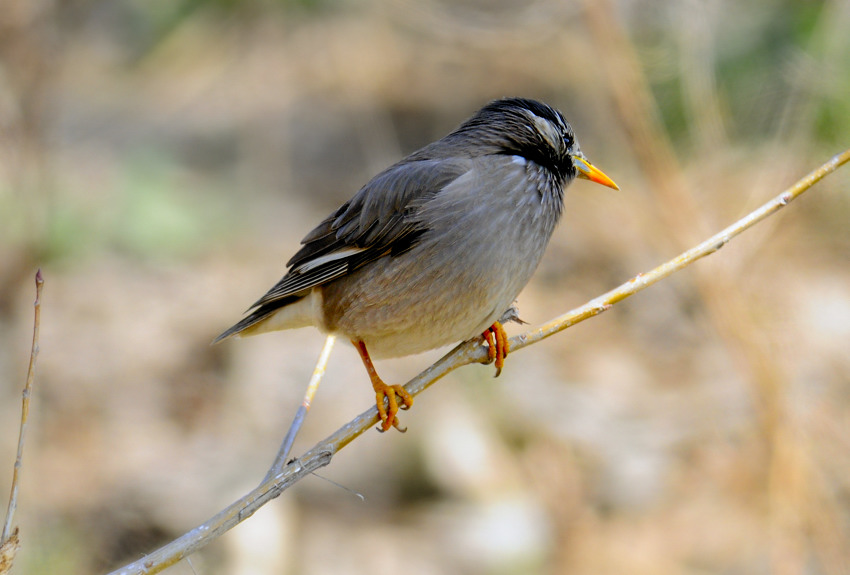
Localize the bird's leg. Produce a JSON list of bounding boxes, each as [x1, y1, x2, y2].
[[481, 321, 510, 377], [352, 340, 413, 432]]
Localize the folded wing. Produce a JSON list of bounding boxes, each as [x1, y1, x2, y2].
[[214, 157, 471, 342]]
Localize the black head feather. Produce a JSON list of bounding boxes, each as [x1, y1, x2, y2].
[[443, 98, 581, 184]]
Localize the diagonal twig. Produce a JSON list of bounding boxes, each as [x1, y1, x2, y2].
[[107, 149, 850, 575]]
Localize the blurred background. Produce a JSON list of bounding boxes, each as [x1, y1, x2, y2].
[[2, 0, 850, 573]]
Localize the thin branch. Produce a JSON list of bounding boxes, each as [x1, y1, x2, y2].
[[107, 150, 850, 575], [516, 150, 850, 350], [1, 269, 44, 573], [263, 334, 336, 483]]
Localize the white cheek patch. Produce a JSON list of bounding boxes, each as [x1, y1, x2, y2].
[[511, 155, 527, 166], [527, 112, 563, 153], [537, 118, 562, 151]]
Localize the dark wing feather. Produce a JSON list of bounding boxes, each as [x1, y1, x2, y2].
[[249, 157, 471, 309]]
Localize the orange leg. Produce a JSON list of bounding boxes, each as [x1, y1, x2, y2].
[[352, 340, 414, 432], [482, 321, 510, 377]]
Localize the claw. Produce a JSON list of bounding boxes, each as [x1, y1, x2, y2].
[[481, 321, 510, 377], [483, 328, 497, 363], [373, 382, 413, 432], [353, 340, 414, 432]]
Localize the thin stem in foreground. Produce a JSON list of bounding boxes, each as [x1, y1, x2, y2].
[[107, 149, 850, 575], [2, 269, 43, 544]]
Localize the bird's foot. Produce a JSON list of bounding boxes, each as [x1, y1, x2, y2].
[[353, 339, 414, 432], [373, 380, 414, 433], [482, 321, 510, 377]]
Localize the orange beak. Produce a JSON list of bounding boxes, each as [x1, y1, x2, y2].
[[571, 156, 620, 190]]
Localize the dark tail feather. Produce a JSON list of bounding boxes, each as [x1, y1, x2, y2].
[[212, 295, 302, 344]]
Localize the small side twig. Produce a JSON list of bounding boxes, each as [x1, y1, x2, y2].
[[263, 334, 336, 483], [1, 269, 44, 574], [107, 150, 850, 575]]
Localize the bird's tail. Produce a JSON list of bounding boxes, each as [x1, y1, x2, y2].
[[212, 294, 304, 344]]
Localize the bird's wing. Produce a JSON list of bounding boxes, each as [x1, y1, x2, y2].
[[249, 157, 472, 309]]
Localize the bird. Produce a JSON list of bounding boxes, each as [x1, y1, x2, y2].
[[215, 97, 619, 432]]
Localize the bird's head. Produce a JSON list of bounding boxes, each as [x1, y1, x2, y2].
[[455, 98, 619, 190]]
